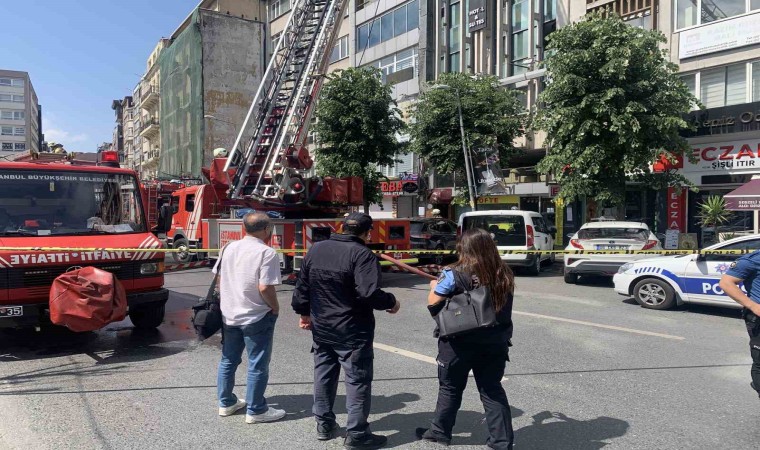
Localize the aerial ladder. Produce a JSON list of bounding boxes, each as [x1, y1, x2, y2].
[[223, 0, 350, 204]]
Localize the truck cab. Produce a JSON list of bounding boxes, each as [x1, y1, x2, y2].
[[0, 153, 169, 329]]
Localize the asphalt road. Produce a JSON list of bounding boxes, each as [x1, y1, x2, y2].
[[1, 264, 758, 449]]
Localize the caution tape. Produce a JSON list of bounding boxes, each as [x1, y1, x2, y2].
[[0, 246, 757, 255]]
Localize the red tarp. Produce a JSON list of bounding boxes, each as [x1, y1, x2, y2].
[[49, 267, 127, 332]]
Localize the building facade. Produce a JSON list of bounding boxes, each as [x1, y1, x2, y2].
[[266, 0, 423, 218], [0, 70, 40, 159], [111, 96, 134, 164]]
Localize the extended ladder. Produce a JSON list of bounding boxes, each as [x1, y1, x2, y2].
[[224, 0, 349, 202]]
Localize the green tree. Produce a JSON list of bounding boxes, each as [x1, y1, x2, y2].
[[314, 67, 405, 213], [409, 73, 525, 204], [535, 12, 698, 215]]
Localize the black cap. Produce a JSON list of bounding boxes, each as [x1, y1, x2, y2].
[[343, 212, 373, 234]]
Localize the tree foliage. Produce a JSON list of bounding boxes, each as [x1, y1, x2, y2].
[[535, 13, 698, 209], [409, 73, 525, 202], [314, 67, 405, 213]]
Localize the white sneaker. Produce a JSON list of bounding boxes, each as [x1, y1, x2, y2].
[[218, 398, 246, 417], [245, 407, 286, 424]]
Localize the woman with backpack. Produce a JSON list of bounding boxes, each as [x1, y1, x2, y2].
[[416, 228, 515, 449]]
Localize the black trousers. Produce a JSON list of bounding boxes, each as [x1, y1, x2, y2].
[[742, 308, 760, 395], [430, 338, 514, 450], [312, 341, 374, 437]]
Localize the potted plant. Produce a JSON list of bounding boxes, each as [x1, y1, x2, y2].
[[698, 195, 732, 245]]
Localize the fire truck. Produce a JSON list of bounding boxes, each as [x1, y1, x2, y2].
[[165, 0, 411, 266], [0, 150, 169, 329]]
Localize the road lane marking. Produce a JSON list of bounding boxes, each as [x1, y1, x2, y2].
[[373, 342, 508, 381], [373, 342, 437, 365], [512, 311, 685, 340]]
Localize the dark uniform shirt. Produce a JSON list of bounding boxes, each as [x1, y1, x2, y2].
[[725, 250, 760, 305]]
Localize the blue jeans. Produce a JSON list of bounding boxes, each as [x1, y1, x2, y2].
[[217, 313, 277, 415]]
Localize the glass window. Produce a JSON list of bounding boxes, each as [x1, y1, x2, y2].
[[625, 14, 653, 30], [1, 143, 12, 150], [700, 67, 726, 108], [544, 0, 556, 21], [0, 111, 11, 120], [753, 62, 760, 102], [14, 127, 24, 136], [0, 78, 10, 86], [14, 143, 24, 150], [394, 6, 407, 37], [1, 127, 12, 136], [676, 0, 698, 29], [0, 171, 147, 235], [330, 35, 349, 63], [512, 0, 529, 31], [407, 0, 419, 30], [13, 95, 23, 103], [450, 52, 461, 73], [369, 19, 381, 47], [357, 23, 369, 51], [450, 2, 461, 53], [381, 12, 394, 42], [0, 94, 11, 102], [356, 0, 371, 11], [680, 73, 698, 107], [512, 31, 529, 60], [726, 64, 747, 105], [13, 79, 24, 87], [702, 0, 745, 23]]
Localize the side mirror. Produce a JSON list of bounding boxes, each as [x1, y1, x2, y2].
[[548, 225, 557, 238]]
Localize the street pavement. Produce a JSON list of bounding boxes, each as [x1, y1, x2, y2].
[[1, 264, 758, 449]]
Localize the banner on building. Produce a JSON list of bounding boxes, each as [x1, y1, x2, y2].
[[667, 187, 686, 231], [472, 148, 508, 196]]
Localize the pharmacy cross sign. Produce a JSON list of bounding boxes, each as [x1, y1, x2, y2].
[[468, 0, 487, 32]]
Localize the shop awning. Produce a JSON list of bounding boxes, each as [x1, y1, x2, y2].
[[725, 179, 760, 210]]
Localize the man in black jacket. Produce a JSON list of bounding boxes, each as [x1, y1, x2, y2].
[[292, 212, 399, 450]]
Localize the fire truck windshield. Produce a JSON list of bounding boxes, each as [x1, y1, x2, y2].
[[0, 169, 146, 236]]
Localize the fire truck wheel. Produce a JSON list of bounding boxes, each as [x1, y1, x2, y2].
[[172, 237, 193, 264], [130, 303, 166, 329]]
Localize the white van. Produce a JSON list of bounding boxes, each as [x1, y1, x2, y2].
[[458, 210, 555, 275]]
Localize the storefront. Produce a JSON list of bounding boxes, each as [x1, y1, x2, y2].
[[369, 176, 423, 219], [665, 101, 760, 246]]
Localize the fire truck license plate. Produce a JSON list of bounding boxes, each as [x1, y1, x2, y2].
[[0, 306, 23, 318]]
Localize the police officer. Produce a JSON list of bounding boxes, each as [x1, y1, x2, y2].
[[292, 212, 400, 449], [719, 251, 760, 399]]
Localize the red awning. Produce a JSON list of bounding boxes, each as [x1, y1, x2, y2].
[[725, 179, 760, 210]]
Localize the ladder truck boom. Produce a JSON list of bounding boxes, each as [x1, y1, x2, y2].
[[224, 0, 349, 203]]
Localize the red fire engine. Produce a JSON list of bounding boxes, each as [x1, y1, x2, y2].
[[164, 0, 412, 265], [0, 151, 168, 329]]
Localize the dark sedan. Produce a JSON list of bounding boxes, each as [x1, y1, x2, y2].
[[410, 218, 458, 264]]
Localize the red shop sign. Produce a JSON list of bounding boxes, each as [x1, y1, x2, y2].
[[667, 187, 686, 231]]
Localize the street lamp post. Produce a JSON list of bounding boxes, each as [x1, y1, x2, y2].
[[431, 84, 477, 211]]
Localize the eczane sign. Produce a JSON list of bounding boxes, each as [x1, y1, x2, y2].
[[679, 13, 760, 59]]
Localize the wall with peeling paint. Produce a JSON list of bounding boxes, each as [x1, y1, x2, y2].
[[200, 9, 265, 170]]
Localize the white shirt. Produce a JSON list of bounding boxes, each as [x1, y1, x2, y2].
[[212, 236, 281, 326]]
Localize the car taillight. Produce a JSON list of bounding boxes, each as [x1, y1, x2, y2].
[[570, 239, 584, 249], [421, 233, 432, 240], [526, 225, 535, 247], [642, 240, 659, 250]]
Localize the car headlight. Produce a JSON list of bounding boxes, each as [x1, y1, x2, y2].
[[140, 262, 162, 275], [618, 263, 633, 274]]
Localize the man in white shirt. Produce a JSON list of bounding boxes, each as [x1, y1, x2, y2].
[[214, 212, 286, 424]]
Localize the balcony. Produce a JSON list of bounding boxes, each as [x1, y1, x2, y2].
[[141, 85, 159, 110], [139, 117, 160, 139]]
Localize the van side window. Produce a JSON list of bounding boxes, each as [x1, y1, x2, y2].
[[533, 217, 548, 234], [185, 194, 195, 212]]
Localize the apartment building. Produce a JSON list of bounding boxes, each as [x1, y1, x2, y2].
[[111, 96, 134, 165], [127, 0, 266, 180], [424, 0, 760, 244], [0, 70, 40, 159], [266, 0, 423, 217]]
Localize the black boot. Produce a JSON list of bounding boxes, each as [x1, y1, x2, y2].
[[317, 421, 340, 441], [343, 433, 388, 450], [415, 428, 451, 446]]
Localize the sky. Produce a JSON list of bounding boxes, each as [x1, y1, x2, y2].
[[1, 1, 202, 153]]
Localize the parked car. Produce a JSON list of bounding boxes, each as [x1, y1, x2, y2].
[[563, 221, 662, 284], [613, 234, 760, 310], [410, 218, 458, 264], [458, 210, 555, 275]]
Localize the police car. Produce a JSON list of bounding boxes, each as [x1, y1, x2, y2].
[[613, 234, 760, 310]]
